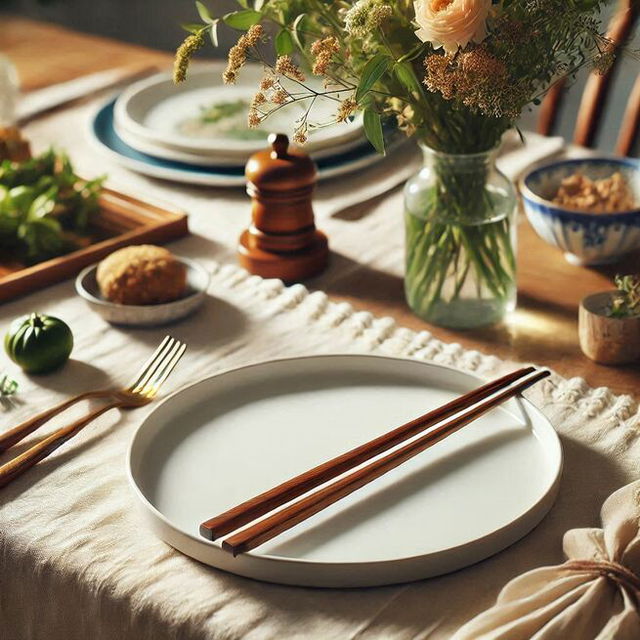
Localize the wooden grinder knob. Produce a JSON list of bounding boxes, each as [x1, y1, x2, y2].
[[238, 133, 329, 281]]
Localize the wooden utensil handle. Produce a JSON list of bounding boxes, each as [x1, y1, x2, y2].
[[200, 367, 535, 540], [0, 400, 121, 489], [0, 390, 112, 453], [222, 370, 550, 555]]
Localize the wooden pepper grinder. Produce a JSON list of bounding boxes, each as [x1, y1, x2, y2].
[[238, 133, 329, 281]]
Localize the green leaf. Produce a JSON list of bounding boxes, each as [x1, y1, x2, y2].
[[223, 9, 262, 30], [195, 1, 213, 24], [356, 54, 391, 103], [209, 19, 219, 47], [275, 29, 294, 55], [236, 0, 249, 7], [181, 22, 204, 34], [394, 61, 423, 97], [291, 13, 308, 51], [363, 108, 385, 155]]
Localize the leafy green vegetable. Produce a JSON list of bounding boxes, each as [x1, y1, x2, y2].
[[0, 149, 104, 264]]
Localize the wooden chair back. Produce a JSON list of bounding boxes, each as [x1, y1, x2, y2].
[[537, 0, 640, 156]]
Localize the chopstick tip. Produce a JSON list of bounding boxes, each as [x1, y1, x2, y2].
[[221, 540, 242, 557], [199, 523, 216, 541]]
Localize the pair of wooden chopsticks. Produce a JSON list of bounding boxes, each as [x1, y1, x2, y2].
[[200, 366, 550, 556]]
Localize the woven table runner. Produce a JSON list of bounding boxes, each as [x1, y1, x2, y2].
[[2, 250, 640, 640], [0, 98, 639, 639]]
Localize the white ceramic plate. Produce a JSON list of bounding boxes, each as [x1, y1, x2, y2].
[[128, 355, 562, 588], [113, 118, 369, 167], [114, 65, 364, 159], [89, 98, 399, 187]]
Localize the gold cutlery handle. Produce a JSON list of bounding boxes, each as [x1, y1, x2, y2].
[[0, 399, 122, 489], [0, 390, 113, 453]]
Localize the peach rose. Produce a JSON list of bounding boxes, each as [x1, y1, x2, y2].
[[414, 0, 492, 55]]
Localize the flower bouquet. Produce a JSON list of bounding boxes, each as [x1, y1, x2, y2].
[[176, 0, 624, 328]]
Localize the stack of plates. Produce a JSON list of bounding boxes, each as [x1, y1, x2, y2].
[[89, 63, 395, 187]]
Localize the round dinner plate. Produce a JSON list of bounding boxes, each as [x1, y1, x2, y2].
[[128, 355, 562, 588], [114, 65, 365, 159], [89, 98, 395, 187], [113, 117, 370, 167]]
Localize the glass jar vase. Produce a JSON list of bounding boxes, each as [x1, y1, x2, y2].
[[404, 144, 517, 329]]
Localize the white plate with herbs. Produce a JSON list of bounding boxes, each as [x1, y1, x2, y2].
[[89, 97, 402, 187], [113, 117, 369, 167], [114, 64, 365, 161], [127, 355, 562, 588]]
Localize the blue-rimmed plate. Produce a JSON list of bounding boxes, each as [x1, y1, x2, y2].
[[88, 98, 395, 187]]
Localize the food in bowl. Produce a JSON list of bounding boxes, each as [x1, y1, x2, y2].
[[520, 157, 640, 266], [552, 172, 636, 213], [97, 244, 187, 305]]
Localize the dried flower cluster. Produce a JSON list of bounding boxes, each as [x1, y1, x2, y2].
[[173, 32, 205, 84], [387, 98, 417, 136], [247, 76, 292, 129], [274, 56, 306, 83], [336, 98, 358, 122], [311, 37, 340, 76], [292, 124, 308, 146], [259, 76, 275, 91], [223, 24, 264, 84], [424, 47, 524, 119], [344, 0, 393, 38]]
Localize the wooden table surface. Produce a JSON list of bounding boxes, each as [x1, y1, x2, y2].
[[2, 16, 639, 397]]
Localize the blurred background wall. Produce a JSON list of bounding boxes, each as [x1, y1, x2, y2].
[[1, 0, 239, 53], [1, 0, 638, 154]]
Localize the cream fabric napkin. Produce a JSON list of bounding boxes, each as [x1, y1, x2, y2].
[[454, 480, 640, 639]]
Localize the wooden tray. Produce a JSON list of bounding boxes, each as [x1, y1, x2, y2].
[[0, 186, 189, 302]]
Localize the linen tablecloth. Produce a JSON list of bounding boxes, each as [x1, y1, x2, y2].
[[1, 99, 638, 639]]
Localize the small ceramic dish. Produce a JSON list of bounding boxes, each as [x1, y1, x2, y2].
[[520, 157, 640, 265], [75, 257, 210, 327]]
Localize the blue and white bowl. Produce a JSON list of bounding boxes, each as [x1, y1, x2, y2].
[[520, 157, 640, 265]]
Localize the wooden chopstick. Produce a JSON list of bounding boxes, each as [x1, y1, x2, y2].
[[201, 367, 534, 541], [199, 366, 535, 542], [221, 369, 550, 555]]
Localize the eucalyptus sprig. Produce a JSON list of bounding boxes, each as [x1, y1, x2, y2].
[[608, 275, 640, 318]]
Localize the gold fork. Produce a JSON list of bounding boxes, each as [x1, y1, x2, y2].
[[0, 336, 180, 453], [0, 336, 186, 489]]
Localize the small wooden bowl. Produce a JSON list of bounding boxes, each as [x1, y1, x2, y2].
[[579, 291, 640, 365]]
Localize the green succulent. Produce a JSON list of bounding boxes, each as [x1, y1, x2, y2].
[[608, 275, 640, 318]]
